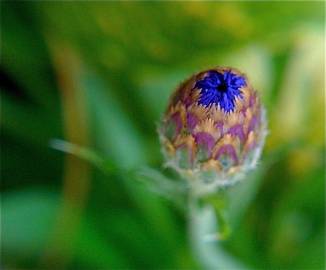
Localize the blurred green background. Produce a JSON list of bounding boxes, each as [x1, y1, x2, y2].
[[1, 1, 325, 269]]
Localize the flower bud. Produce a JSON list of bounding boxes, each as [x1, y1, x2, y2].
[[159, 67, 267, 191]]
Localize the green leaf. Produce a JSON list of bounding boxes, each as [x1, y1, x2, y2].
[[2, 189, 61, 256], [80, 70, 148, 169]]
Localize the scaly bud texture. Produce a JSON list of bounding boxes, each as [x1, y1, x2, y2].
[[159, 67, 267, 192]]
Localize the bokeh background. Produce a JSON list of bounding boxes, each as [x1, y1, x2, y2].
[[1, 1, 325, 269]]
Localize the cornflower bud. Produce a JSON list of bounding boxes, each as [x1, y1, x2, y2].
[[159, 67, 267, 192]]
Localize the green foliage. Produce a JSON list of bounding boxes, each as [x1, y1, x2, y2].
[[1, 1, 324, 269]]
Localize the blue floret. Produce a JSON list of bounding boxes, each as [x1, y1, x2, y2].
[[195, 70, 246, 112]]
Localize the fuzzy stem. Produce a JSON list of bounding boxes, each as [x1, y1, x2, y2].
[[187, 190, 246, 269]]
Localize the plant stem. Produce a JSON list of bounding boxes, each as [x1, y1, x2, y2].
[[187, 190, 246, 269]]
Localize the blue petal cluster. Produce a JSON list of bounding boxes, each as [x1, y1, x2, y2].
[[195, 70, 246, 112]]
